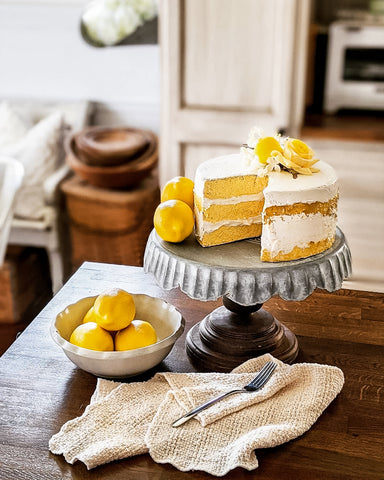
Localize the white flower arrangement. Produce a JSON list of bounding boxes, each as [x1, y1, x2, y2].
[[82, 0, 158, 46]]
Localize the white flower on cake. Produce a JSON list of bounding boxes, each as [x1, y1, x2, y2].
[[241, 127, 320, 177], [246, 126, 268, 148], [256, 155, 281, 177]]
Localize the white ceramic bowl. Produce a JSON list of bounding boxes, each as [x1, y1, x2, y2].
[[51, 294, 185, 378]]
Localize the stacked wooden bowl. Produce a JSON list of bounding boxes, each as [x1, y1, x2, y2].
[[65, 126, 158, 189]]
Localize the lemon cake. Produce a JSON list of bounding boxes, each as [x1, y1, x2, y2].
[[194, 132, 339, 262]]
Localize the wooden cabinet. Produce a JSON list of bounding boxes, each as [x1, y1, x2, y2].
[[159, 0, 311, 185]]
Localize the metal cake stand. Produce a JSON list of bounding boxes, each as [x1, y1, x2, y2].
[[143, 228, 352, 371]]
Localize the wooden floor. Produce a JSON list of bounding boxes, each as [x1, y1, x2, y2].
[[302, 110, 384, 142]]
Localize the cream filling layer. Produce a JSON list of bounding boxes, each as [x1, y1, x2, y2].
[[261, 213, 336, 255], [198, 192, 264, 208], [195, 210, 262, 236]]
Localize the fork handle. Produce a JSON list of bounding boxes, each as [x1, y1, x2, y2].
[[172, 389, 242, 427]]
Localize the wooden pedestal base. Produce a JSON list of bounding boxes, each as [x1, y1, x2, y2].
[[186, 297, 298, 372]]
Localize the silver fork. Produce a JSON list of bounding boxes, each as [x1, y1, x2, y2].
[[172, 360, 277, 427]]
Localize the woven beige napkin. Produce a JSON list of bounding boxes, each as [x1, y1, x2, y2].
[[49, 354, 344, 475]]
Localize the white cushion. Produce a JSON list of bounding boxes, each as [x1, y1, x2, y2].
[[0, 102, 30, 149], [8, 99, 92, 132], [0, 103, 63, 220], [0, 99, 92, 221]]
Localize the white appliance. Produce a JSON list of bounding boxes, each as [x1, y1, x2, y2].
[[324, 21, 384, 113]]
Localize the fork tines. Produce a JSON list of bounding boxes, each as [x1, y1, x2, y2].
[[244, 361, 277, 391]]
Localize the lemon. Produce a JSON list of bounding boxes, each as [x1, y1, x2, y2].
[[90, 288, 136, 331], [115, 320, 157, 351], [255, 136, 283, 164], [83, 306, 97, 323], [154, 199, 194, 243], [161, 176, 195, 210], [69, 322, 114, 351]]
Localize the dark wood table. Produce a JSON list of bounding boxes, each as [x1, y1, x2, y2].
[[1, 262, 383, 479]]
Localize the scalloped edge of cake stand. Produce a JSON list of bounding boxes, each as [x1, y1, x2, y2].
[[143, 227, 352, 305]]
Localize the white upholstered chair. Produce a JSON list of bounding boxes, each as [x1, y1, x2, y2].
[[0, 100, 92, 293], [0, 156, 24, 266], [8, 164, 70, 294]]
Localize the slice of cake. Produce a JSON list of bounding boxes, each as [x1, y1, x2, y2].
[[194, 154, 268, 247], [194, 130, 339, 262]]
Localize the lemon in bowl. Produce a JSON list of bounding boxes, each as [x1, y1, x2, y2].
[[70, 322, 114, 351], [115, 320, 157, 351], [82, 288, 136, 331], [51, 292, 184, 378]]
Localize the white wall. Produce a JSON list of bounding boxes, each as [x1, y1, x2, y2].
[[0, 1, 160, 132]]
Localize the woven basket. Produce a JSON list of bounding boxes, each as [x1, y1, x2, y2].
[[0, 246, 51, 324], [61, 172, 160, 270]]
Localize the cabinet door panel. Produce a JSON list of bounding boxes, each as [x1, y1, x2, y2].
[[184, 0, 275, 110]]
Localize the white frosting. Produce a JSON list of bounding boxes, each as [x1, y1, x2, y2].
[[264, 160, 338, 207], [261, 213, 337, 255], [195, 209, 261, 235], [199, 192, 264, 208]]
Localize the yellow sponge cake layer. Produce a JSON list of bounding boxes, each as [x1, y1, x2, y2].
[[261, 237, 334, 262], [196, 222, 263, 247], [263, 195, 338, 219], [195, 197, 264, 223], [203, 175, 268, 199]]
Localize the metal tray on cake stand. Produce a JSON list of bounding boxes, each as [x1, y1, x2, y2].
[[143, 227, 352, 372]]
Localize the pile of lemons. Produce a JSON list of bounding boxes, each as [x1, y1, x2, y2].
[[69, 288, 157, 352], [153, 176, 195, 243]]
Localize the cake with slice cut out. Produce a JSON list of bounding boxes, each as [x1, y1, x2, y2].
[[193, 129, 339, 262]]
